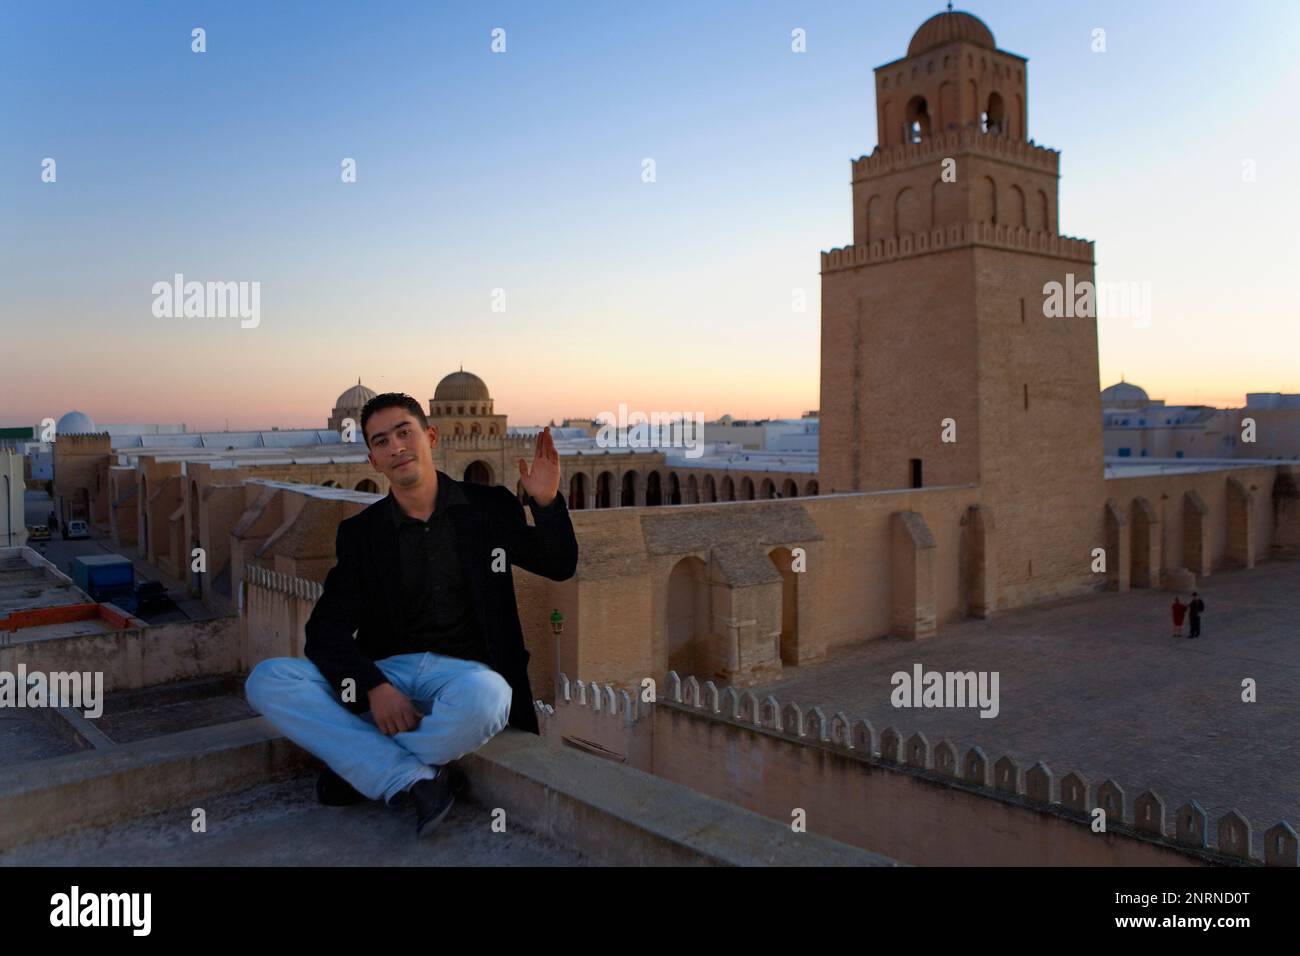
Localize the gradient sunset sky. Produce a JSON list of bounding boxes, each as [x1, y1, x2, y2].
[[3, 0, 1297, 431]]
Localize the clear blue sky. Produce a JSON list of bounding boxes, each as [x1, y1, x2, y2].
[[2, 0, 1297, 430]]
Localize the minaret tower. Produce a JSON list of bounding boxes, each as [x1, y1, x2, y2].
[[818, 9, 1104, 606]]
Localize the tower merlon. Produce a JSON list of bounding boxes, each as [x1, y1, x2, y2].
[[852, 125, 1061, 182], [820, 220, 1094, 275]]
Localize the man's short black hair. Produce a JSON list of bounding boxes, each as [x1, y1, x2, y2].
[[360, 392, 429, 447]]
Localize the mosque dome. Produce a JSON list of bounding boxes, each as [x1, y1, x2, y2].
[[335, 379, 376, 408], [907, 10, 995, 56], [434, 369, 491, 403], [56, 410, 97, 436], [1100, 381, 1149, 406]]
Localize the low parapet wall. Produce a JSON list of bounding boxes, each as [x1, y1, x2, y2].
[[0, 616, 238, 692], [238, 564, 322, 666], [538, 671, 1297, 867], [0, 717, 890, 866]]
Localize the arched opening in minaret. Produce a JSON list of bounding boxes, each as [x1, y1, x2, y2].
[[984, 92, 1005, 135], [1008, 185, 1026, 227], [904, 95, 931, 143]]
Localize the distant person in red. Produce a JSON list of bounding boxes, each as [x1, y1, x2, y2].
[[1171, 596, 1187, 638], [1188, 592, 1206, 639]]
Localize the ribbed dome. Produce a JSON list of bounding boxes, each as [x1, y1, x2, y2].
[[434, 370, 490, 402], [1100, 382, 1149, 405], [56, 410, 97, 436], [908, 11, 995, 56], [335, 380, 375, 408]]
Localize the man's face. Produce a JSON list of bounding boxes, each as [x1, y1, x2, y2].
[[365, 406, 437, 489]]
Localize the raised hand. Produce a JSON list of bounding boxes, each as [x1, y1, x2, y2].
[[518, 425, 561, 506]]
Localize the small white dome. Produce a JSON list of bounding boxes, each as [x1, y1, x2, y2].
[[56, 410, 97, 436], [1100, 382, 1149, 406]]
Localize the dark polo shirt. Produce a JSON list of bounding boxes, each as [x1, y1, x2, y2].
[[387, 477, 489, 665]]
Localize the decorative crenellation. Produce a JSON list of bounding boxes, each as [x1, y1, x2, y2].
[[55, 432, 111, 445], [659, 671, 1298, 867], [534, 672, 645, 733], [851, 124, 1061, 179], [243, 563, 324, 601], [821, 220, 1094, 274], [440, 434, 534, 450]]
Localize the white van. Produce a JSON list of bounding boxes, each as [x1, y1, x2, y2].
[[65, 519, 89, 540]]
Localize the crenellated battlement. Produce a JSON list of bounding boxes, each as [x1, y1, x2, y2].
[[852, 124, 1060, 181], [536, 672, 646, 728], [55, 432, 111, 448], [655, 671, 1297, 866], [440, 433, 534, 450], [244, 563, 323, 601], [821, 219, 1094, 273]]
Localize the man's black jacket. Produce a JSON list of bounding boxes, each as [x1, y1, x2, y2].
[[303, 470, 578, 735]]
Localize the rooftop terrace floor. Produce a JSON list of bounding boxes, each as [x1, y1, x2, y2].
[[0, 774, 588, 866]]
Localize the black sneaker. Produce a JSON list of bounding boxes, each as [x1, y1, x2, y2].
[[411, 766, 457, 838], [316, 766, 366, 807], [444, 760, 469, 798]]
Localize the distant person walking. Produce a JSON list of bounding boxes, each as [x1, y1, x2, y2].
[[1188, 592, 1206, 639], [1171, 596, 1187, 638]]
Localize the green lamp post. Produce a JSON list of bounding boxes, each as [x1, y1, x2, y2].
[[550, 609, 565, 698]]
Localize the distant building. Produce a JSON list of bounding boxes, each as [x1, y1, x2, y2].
[[0, 426, 34, 452], [1, 450, 26, 548], [1102, 381, 1300, 461], [704, 417, 819, 452]]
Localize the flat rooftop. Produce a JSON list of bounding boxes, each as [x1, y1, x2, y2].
[[0, 548, 141, 643], [663, 448, 818, 472], [116, 449, 371, 469], [0, 549, 87, 616], [1104, 457, 1279, 478]]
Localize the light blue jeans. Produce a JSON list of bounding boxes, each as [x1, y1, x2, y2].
[[244, 652, 514, 803]]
